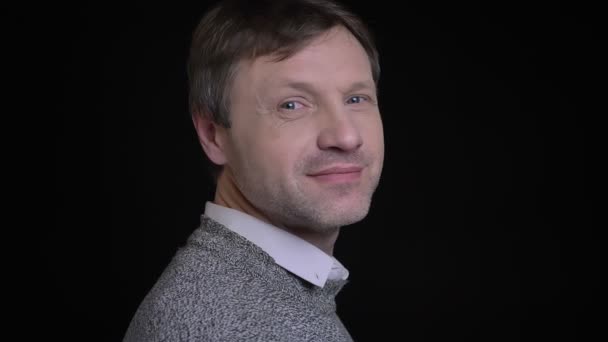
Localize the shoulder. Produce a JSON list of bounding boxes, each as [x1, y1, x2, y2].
[[122, 242, 268, 341]]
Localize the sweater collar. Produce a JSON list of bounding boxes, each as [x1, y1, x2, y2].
[[204, 201, 349, 288]]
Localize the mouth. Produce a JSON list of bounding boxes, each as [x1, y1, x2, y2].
[[307, 165, 363, 183]]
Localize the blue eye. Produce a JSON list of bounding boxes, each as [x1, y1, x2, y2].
[[280, 101, 303, 110], [346, 96, 366, 104]]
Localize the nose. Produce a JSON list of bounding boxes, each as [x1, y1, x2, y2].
[[317, 105, 363, 152]]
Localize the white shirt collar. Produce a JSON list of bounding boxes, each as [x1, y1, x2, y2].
[[204, 201, 349, 287]]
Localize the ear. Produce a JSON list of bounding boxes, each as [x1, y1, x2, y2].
[[192, 112, 228, 165]]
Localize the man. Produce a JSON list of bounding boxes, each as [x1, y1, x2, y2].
[[124, 0, 384, 340]]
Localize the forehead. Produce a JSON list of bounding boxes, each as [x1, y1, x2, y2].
[[238, 26, 374, 89]]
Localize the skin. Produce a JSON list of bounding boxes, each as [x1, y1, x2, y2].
[[193, 26, 384, 256]]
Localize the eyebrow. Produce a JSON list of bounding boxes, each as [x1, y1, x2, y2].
[[343, 81, 377, 94], [279, 81, 320, 95], [273, 80, 376, 96]]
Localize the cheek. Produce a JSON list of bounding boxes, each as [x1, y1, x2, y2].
[[373, 119, 386, 172], [378, 123, 385, 154], [259, 139, 300, 173], [226, 127, 262, 177], [360, 114, 384, 150], [231, 132, 298, 181], [232, 114, 318, 179], [261, 128, 312, 178]]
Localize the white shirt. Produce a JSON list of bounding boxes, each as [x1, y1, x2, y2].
[[204, 201, 349, 288]]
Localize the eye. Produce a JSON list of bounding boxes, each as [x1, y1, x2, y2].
[[279, 100, 305, 110], [346, 95, 368, 104]]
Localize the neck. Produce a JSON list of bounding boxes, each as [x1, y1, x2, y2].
[[213, 167, 339, 255]]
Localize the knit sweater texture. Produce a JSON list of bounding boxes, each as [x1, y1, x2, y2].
[[123, 216, 353, 341]]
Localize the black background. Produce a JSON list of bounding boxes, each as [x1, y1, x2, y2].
[[49, 1, 599, 341]]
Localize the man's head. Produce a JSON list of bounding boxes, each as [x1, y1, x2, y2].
[[189, 0, 384, 232]]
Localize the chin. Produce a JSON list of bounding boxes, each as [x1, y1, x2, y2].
[[318, 198, 371, 228]]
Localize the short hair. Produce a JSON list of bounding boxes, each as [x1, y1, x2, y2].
[[187, 0, 380, 179]]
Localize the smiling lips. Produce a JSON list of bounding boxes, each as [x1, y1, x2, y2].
[[308, 165, 363, 183]]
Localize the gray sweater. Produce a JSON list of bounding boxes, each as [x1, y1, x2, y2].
[[123, 216, 353, 341]]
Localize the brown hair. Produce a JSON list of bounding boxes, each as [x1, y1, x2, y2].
[[187, 0, 380, 178]]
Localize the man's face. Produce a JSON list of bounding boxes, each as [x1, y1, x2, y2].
[[222, 26, 384, 232]]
